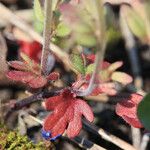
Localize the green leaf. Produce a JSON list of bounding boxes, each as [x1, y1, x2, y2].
[[70, 53, 85, 74], [76, 32, 96, 47], [137, 93, 150, 130], [56, 23, 71, 37], [34, 21, 44, 33], [33, 0, 44, 22], [125, 7, 147, 39], [106, 28, 121, 45], [59, 3, 95, 46], [86, 64, 94, 74]]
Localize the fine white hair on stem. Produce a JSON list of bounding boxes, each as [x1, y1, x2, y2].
[[41, 0, 54, 76], [76, 0, 106, 97]]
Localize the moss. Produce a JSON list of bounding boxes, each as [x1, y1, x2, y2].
[[0, 124, 52, 150]]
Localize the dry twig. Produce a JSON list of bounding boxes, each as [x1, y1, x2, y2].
[[83, 119, 137, 150], [73, 136, 107, 150], [140, 133, 150, 150]]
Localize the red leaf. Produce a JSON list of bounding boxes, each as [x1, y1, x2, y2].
[[116, 93, 143, 128], [43, 89, 94, 139], [86, 54, 110, 69], [6, 71, 35, 83], [130, 93, 143, 104], [20, 53, 41, 74], [6, 53, 59, 88], [6, 54, 59, 88], [47, 72, 60, 81], [28, 76, 47, 88], [7, 71, 47, 88], [97, 82, 117, 96], [81, 83, 117, 96], [73, 76, 117, 96], [85, 56, 132, 85], [8, 61, 28, 71], [19, 40, 41, 62], [101, 61, 111, 70], [44, 95, 63, 111], [86, 54, 95, 62]]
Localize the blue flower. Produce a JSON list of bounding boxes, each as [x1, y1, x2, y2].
[[41, 129, 61, 141], [41, 130, 51, 140], [50, 134, 61, 141]]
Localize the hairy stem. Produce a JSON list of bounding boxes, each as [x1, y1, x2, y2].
[[77, 0, 106, 96], [0, 3, 71, 69], [11, 89, 61, 110], [41, 0, 53, 75]]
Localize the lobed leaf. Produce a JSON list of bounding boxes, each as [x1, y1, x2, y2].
[[47, 72, 60, 81], [20, 52, 41, 73], [7, 71, 47, 88], [8, 61, 28, 71], [6, 52, 60, 88], [43, 89, 94, 139], [73, 76, 117, 96], [98, 82, 117, 96], [6, 71, 35, 83], [28, 76, 47, 88], [116, 93, 143, 128]]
